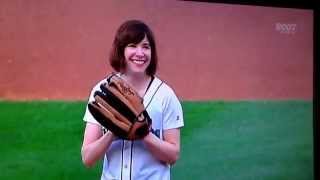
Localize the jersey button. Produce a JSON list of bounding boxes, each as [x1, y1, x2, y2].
[[124, 164, 128, 168]]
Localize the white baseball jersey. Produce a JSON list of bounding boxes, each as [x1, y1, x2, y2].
[[83, 75, 184, 180]]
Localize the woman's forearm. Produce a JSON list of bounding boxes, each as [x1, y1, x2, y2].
[[81, 131, 114, 167], [143, 130, 180, 165]]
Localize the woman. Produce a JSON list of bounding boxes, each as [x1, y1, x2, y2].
[[81, 20, 184, 180]]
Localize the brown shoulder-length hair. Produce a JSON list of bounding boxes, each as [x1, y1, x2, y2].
[[109, 20, 158, 76]]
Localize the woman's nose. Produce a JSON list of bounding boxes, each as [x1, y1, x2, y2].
[[135, 47, 144, 57]]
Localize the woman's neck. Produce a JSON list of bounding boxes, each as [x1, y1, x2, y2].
[[121, 72, 151, 94]]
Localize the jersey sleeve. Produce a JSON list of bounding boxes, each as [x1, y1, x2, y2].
[[162, 87, 184, 130], [83, 80, 104, 125]]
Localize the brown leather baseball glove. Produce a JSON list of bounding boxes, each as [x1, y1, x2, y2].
[[88, 74, 151, 140]]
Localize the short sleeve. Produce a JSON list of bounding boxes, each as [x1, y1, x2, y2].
[[162, 88, 184, 130], [83, 79, 105, 125]]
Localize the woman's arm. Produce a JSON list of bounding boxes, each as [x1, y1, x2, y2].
[[142, 128, 180, 165], [81, 123, 115, 168]]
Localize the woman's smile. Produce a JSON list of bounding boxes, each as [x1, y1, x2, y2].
[[131, 58, 147, 65]]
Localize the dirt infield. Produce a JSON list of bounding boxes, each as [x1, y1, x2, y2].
[[0, 1, 313, 100]]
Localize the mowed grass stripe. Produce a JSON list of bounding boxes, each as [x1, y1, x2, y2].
[[173, 101, 313, 180], [0, 101, 101, 179]]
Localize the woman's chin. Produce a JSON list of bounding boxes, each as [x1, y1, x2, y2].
[[125, 69, 147, 75], [126, 66, 148, 74]]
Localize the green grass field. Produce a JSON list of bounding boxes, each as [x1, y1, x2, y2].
[[0, 100, 313, 179]]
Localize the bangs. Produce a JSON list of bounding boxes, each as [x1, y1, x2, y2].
[[118, 25, 148, 47]]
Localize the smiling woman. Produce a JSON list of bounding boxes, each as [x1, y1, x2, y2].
[[81, 20, 184, 180]]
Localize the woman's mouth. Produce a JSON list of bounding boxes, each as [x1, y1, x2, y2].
[[131, 59, 146, 65]]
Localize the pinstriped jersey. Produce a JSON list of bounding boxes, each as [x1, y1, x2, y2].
[[83, 75, 184, 180]]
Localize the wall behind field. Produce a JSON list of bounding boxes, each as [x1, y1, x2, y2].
[[0, 0, 313, 100]]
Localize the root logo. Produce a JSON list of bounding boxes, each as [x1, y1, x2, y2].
[[275, 23, 297, 34]]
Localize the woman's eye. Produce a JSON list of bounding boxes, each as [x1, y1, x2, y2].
[[143, 45, 151, 49], [127, 44, 136, 48]]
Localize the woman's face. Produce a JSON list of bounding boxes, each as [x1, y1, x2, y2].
[[124, 35, 151, 75]]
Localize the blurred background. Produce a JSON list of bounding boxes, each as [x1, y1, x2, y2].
[[0, 0, 313, 100]]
